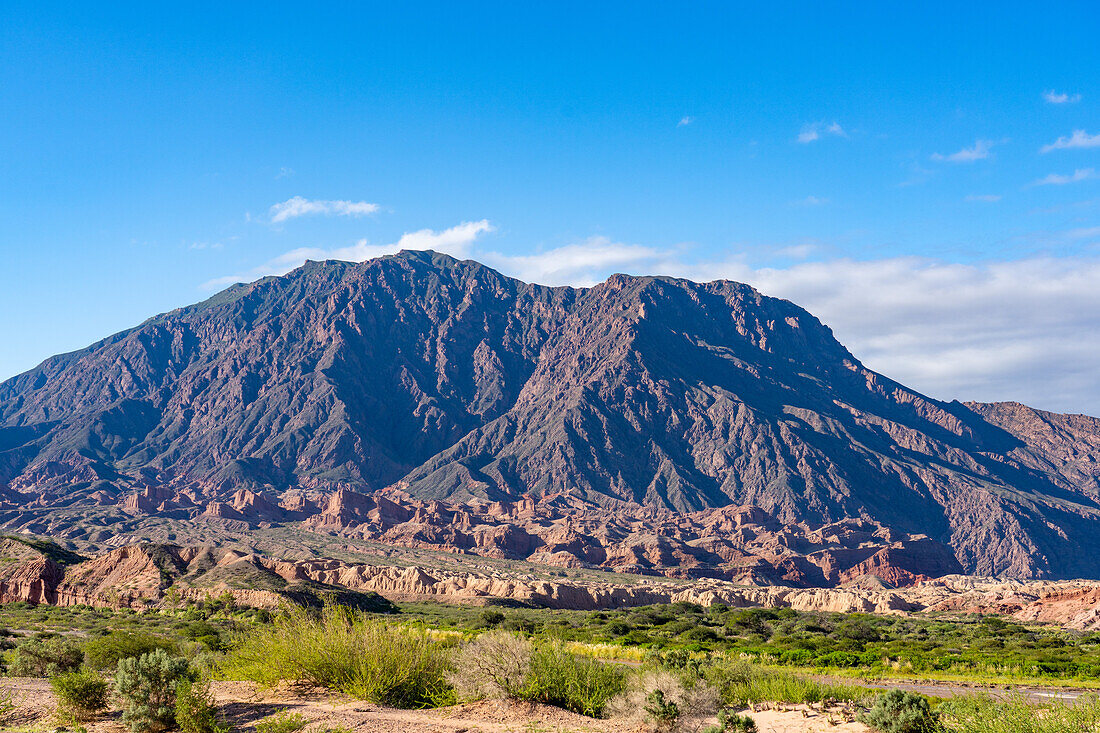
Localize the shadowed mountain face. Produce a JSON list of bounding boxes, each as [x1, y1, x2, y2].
[[1, 250, 1099, 580]]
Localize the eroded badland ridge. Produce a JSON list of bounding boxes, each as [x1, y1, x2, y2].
[[1, 250, 1099, 599]]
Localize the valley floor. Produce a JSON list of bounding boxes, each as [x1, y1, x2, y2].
[[0, 678, 872, 733]]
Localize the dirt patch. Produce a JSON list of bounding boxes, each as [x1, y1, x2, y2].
[[0, 678, 871, 733]]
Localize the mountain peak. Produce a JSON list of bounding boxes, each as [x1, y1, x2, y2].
[[1, 254, 1099, 581]]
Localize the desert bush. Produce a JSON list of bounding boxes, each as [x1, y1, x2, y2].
[[448, 630, 533, 699], [701, 709, 757, 733], [175, 678, 228, 733], [859, 690, 939, 733], [83, 632, 176, 670], [608, 670, 718, 732], [937, 693, 1100, 732], [254, 709, 308, 733], [644, 689, 681, 732], [220, 605, 452, 708], [50, 670, 109, 721], [114, 648, 191, 732], [703, 657, 863, 708], [447, 631, 625, 717], [9, 635, 83, 676], [522, 640, 627, 717]]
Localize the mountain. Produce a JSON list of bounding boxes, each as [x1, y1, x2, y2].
[[1, 250, 1098, 581]]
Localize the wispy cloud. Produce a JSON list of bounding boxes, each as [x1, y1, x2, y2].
[[965, 194, 1002, 202], [482, 238, 663, 287], [931, 139, 995, 162], [1032, 168, 1096, 186], [797, 121, 845, 144], [794, 195, 829, 206], [678, 116, 694, 127], [1041, 130, 1100, 153], [268, 196, 380, 223], [202, 220, 494, 289], [1043, 90, 1082, 104], [1067, 226, 1100, 240]]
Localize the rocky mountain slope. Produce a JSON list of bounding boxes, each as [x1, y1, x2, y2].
[[1, 250, 1099, 581]]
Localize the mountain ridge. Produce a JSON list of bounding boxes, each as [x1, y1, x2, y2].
[[2, 250, 1099, 582]]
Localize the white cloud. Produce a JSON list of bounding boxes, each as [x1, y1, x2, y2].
[[482, 238, 663, 287], [1041, 130, 1100, 153], [678, 116, 694, 127], [202, 220, 494, 289], [773, 243, 817, 259], [664, 256, 1100, 416], [1033, 168, 1096, 186], [931, 139, 995, 162], [269, 196, 380, 223], [1043, 90, 1082, 104], [797, 121, 845, 144], [794, 195, 829, 206], [965, 194, 1002, 202]]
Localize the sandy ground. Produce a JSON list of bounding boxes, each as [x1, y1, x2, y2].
[[0, 678, 872, 733]]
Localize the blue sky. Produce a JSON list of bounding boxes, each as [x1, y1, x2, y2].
[[3, 2, 1100, 413]]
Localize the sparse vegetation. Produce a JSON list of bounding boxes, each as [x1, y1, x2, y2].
[[702, 657, 864, 708], [84, 631, 177, 670], [7, 594, 1100, 730], [860, 690, 939, 733], [0, 687, 16, 723], [448, 629, 533, 699], [50, 669, 109, 721], [708, 710, 758, 733], [9, 635, 83, 677], [254, 709, 308, 733], [608, 670, 717, 732], [175, 677, 228, 733], [114, 648, 191, 732], [518, 640, 627, 717], [937, 694, 1100, 732], [220, 605, 453, 708]]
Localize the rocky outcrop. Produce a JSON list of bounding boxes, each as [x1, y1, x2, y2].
[[2, 252, 1100, 580], [7, 540, 1100, 629], [300, 490, 960, 587]]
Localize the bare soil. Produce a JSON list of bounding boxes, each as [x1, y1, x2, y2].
[[0, 678, 872, 733]]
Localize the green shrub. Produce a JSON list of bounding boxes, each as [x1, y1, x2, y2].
[[220, 605, 452, 708], [521, 641, 627, 717], [83, 632, 176, 670], [114, 648, 192, 732], [703, 710, 757, 733], [479, 609, 505, 627], [50, 670, 109, 721], [859, 690, 939, 733], [9, 636, 83, 676], [255, 710, 307, 733], [644, 689, 680, 732], [175, 678, 228, 733]]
